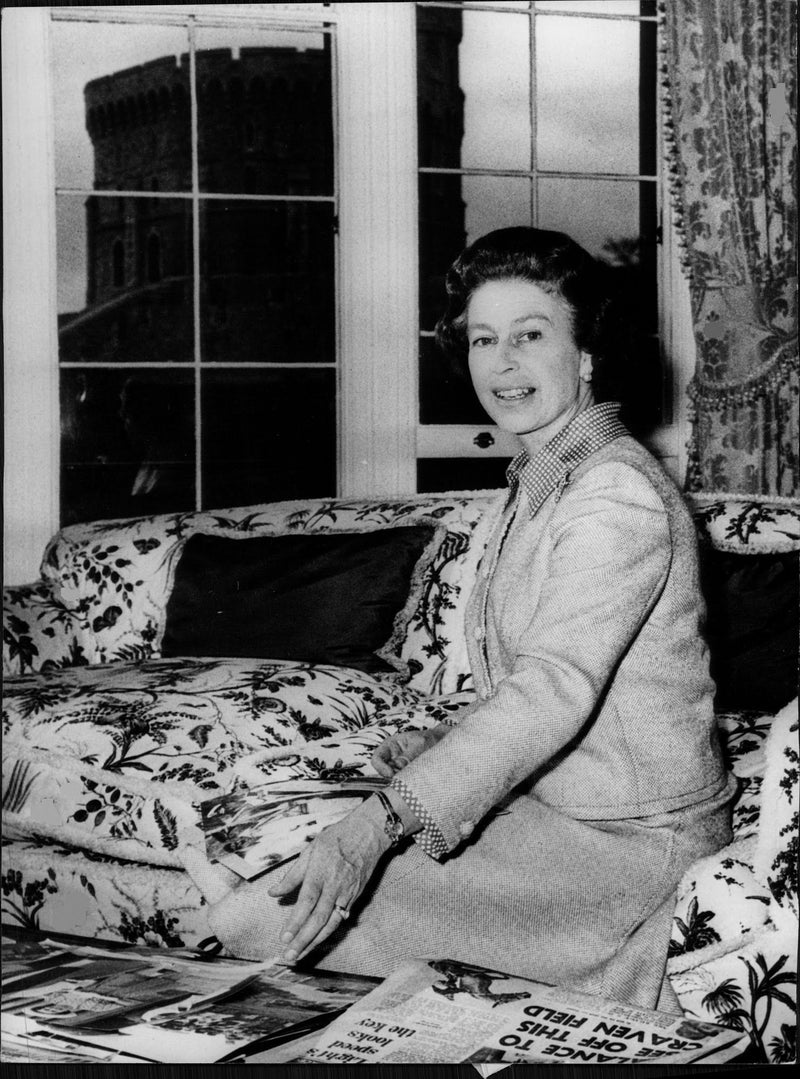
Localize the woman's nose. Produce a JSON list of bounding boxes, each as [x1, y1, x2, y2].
[[494, 339, 519, 371]]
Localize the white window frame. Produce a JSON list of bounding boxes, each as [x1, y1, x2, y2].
[[2, 2, 692, 584]]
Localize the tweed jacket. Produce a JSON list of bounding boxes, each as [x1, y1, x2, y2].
[[395, 430, 733, 858]]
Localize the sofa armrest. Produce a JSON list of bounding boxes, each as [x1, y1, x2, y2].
[[3, 581, 87, 675]]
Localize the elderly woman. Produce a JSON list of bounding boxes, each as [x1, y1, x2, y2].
[[227, 227, 736, 1010]]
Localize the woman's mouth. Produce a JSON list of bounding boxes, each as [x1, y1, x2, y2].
[[493, 387, 535, 402]]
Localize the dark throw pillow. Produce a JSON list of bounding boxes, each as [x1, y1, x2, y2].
[[699, 547, 799, 712], [161, 527, 436, 673]]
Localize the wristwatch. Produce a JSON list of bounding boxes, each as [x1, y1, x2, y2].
[[374, 790, 405, 848]]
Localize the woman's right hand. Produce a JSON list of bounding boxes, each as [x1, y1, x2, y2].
[[371, 723, 451, 777]]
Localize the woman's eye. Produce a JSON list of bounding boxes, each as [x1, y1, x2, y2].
[[520, 330, 542, 343], [470, 336, 494, 348]]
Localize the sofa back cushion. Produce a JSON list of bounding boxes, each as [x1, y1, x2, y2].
[[161, 527, 436, 673], [40, 492, 499, 692], [699, 548, 798, 712], [690, 495, 800, 712]]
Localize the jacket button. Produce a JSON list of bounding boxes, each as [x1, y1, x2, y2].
[[459, 821, 474, 837], [474, 626, 484, 641]]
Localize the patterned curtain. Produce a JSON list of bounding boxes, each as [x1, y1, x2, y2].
[[661, 0, 798, 495]]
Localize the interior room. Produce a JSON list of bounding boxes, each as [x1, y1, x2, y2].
[[2, 0, 797, 1067]]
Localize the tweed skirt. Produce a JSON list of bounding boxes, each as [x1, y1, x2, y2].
[[209, 781, 734, 1010]]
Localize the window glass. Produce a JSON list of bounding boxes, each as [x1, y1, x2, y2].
[[416, 0, 661, 459], [52, 20, 190, 191], [194, 26, 333, 196], [53, 10, 338, 524], [418, 7, 531, 172], [60, 368, 195, 525], [200, 200, 335, 363], [537, 175, 657, 331], [463, 174, 532, 244], [419, 173, 531, 330], [201, 369, 336, 508], [535, 15, 643, 174], [57, 195, 194, 364], [419, 336, 491, 426]]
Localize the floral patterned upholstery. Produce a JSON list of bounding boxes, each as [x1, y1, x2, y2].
[[688, 495, 800, 554], [3, 581, 86, 675], [5, 492, 498, 691], [667, 700, 798, 1063], [2, 658, 444, 865], [2, 491, 798, 1062]]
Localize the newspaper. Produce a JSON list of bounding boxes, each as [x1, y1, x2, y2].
[[286, 958, 746, 1065], [199, 775, 388, 879], [1, 935, 379, 1064]]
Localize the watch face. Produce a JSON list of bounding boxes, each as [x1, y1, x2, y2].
[[376, 791, 404, 846]]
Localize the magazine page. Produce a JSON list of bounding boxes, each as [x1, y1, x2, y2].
[[293, 958, 746, 1065], [199, 776, 388, 879], [2, 939, 262, 1031], [132, 964, 381, 1063], [2, 937, 379, 1064], [0, 1019, 157, 1064], [3, 965, 378, 1064]]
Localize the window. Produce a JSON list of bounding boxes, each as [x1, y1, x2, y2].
[[52, 6, 337, 524], [4, 3, 692, 583], [414, 0, 667, 492]]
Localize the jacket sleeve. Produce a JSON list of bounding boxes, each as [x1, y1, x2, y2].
[[391, 463, 672, 858]]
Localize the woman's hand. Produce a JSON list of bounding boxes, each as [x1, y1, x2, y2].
[[371, 723, 452, 777], [267, 800, 391, 964]]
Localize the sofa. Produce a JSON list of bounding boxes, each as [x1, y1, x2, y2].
[[3, 489, 798, 1062]]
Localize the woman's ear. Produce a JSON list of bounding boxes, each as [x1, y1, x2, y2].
[[579, 352, 594, 383]]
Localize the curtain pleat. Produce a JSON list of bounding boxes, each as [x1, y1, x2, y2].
[[660, 0, 798, 495]]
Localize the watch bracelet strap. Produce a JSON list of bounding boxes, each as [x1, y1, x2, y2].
[[373, 789, 405, 847]]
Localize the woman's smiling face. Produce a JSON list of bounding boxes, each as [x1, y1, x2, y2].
[[466, 277, 595, 454]]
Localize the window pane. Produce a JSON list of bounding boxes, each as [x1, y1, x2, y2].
[[419, 173, 466, 332], [419, 336, 490, 425], [201, 369, 335, 508], [536, 15, 645, 174], [418, 7, 531, 171], [417, 458, 510, 494], [538, 175, 657, 331], [52, 20, 191, 191], [200, 200, 335, 363], [195, 26, 333, 195], [419, 173, 531, 330], [463, 174, 532, 243], [58, 195, 194, 364], [61, 369, 195, 525]]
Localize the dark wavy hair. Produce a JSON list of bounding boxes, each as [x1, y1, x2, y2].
[[435, 226, 631, 406]]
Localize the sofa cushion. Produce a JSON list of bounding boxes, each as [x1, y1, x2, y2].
[[377, 494, 501, 694], [699, 548, 798, 712], [0, 839, 209, 951], [3, 581, 88, 676], [1, 657, 430, 867], [39, 493, 498, 692], [161, 527, 436, 673]]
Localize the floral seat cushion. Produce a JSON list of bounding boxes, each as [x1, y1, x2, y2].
[[2, 657, 446, 867]]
